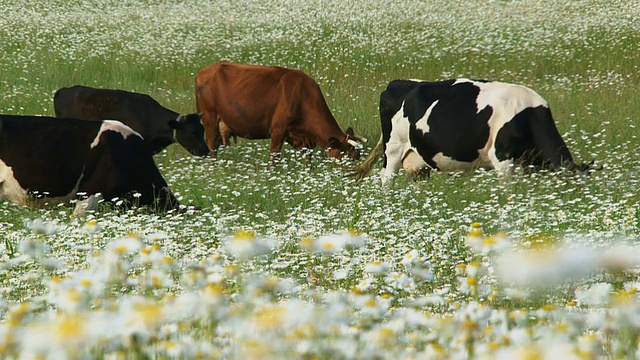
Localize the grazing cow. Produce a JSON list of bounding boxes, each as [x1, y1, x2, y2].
[[54, 86, 209, 156], [356, 78, 592, 184], [0, 115, 180, 216], [195, 62, 365, 160]]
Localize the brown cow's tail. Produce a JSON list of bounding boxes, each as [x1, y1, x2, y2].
[[352, 135, 383, 180]]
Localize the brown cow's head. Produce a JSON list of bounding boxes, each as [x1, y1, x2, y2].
[[326, 127, 366, 160]]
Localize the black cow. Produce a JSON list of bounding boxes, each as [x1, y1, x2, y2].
[[356, 78, 592, 184], [0, 115, 180, 216], [54, 86, 209, 156]]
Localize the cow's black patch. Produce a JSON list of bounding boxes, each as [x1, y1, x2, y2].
[[406, 81, 492, 169], [495, 105, 573, 168]]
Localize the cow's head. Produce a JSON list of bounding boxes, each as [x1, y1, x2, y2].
[[326, 127, 366, 160], [169, 114, 210, 156]]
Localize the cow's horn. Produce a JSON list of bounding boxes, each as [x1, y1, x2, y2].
[[347, 139, 359, 147], [354, 134, 368, 143]]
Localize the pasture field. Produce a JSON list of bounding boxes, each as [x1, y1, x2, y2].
[[1, 0, 640, 358]]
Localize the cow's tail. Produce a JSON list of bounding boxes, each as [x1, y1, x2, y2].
[[352, 135, 383, 180]]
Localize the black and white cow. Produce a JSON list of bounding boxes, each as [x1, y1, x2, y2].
[[0, 114, 181, 216], [54, 86, 210, 156], [356, 78, 590, 184]]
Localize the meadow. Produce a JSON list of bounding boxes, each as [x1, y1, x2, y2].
[[1, 0, 640, 358]]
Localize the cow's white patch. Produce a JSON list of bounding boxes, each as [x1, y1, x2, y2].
[[91, 120, 143, 148], [475, 81, 547, 117], [431, 152, 493, 172], [381, 102, 414, 185], [465, 80, 549, 171], [452, 78, 473, 86], [414, 100, 438, 134], [0, 159, 27, 205]]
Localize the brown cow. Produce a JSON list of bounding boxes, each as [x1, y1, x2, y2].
[[195, 62, 364, 160]]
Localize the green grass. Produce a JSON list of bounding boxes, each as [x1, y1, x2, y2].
[[1, 0, 638, 261], [1, 1, 640, 357]]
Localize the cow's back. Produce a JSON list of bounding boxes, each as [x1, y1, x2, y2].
[[196, 62, 325, 138], [0, 115, 100, 197], [54, 86, 178, 133], [54, 86, 187, 154]]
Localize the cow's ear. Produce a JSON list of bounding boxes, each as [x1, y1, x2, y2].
[[328, 137, 341, 148], [345, 127, 368, 143]]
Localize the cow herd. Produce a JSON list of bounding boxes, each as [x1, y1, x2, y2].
[[0, 61, 594, 215]]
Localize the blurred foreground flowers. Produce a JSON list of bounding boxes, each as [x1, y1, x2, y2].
[[3, 219, 640, 359]]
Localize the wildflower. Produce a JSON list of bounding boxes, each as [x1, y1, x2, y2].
[[575, 283, 612, 306], [599, 244, 640, 273], [314, 233, 347, 254], [108, 235, 143, 255], [224, 229, 275, 261], [82, 219, 100, 234], [577, 333, 603, 359], [118, 296, 167, 340], [362, 325, 399, 352], [139, 245, 162, 264], [17, 238, 50, 260], [26, 218, 62, 235], [353, 294, 392, 318], [354, 277, 374, 292], [503, 288, 530, 300], [48, 286, 86, 313], [401, 249, 421, 265], [19, 313, 97, 358], [364, 260, 391, 274], [408, 266, 435, 282], [495, 246, 597, 288], [171, 285, 226, 321], [385, 272, 415, 291], [466, 223, 485, 253], [344, 229, 367, 248], [245, 275, 296, 297], [298, 236, 315, 251], [314, 230, 367, 254], [480, 232, 511, 254], [455, 263, 467, 276], [332, 268, 349, 280], [465, 260, 484, 278], [140, 269, 174, 290], [147, 232, 168, 242]]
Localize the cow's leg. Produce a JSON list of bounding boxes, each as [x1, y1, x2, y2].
[[0, 162, 28, 205], [219, 121, 234, 147], [269, 127, 287, 161], [72, 194, 102, 217], [132, 151, 181, 212], [380, 142, 405, 185], [201, 111, 222, 156]]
